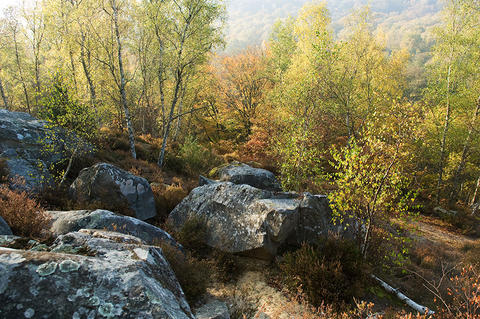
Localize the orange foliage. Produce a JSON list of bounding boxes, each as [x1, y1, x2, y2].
[[0, 184, 51, 239]]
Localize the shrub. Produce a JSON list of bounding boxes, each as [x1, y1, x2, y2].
[[461, 242, 480, 269], [160, 244, 210, 304], [174, 216, 209, 252], [446, 265, 480, 318], [0, 158, 9, 182], [278, 238, 369, 307], [151, 183, 188, 222], [177, 136, 223, 176], [0, 184, 51, 239], [213, 249, 240, 283]]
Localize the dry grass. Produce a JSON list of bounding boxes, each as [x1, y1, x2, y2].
[[0, 183, 51, 239]]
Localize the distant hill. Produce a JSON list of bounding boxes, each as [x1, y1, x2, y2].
[[225, 0, 443, 52]]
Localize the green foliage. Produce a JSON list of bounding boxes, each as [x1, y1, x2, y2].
[[278, 238, 369, 307], [420, 0, 480, 205], [329, 136, 416, 262], [170, 136, 223, 176], [38, 76, 97, 186], [276, 119, 324, 192], [39, 76, 97, 141]]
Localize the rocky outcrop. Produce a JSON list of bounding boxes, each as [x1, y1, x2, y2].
[[211, 162, 282, 191], [46, 209, 180, 250], [70, 163, 157, 220], [0, 229, 194, 318], [0, 109, 64, 190], [167, 182, 341, 258], [0, 217, 12, 236], [195, 299, 230, 319]]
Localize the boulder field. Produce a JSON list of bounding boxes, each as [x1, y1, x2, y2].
[[0, 107, 343, 318]]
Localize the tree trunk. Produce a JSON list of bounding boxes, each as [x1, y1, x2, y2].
[[436, 62, 453, 204], [158, 68, 166, 136], [69, 49, 78, 92], [158, 70, 183, 167], [173, 84, 187, 141], [372, 275, 435, 315], [450, 95, 480, 203], [13, 30, 31, 113], [80, 29, 99, 118], [154, 28, 166, 137], [59, 146, 78, 188], [112, 0, 136, 159], [0, 76, 9, 110], [470, 176, 480, 215], [157, 7, 193, 167]]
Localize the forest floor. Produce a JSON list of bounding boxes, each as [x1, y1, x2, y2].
[[379, 215, 480, 315]]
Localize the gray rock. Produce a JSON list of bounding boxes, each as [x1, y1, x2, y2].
[[0, 229, 194, 318], [0, 217, 12, 235], [70, 163, 157, 220], [199, 175, 218, 186], [0, 235, 21, 247], [167, 182, 340, 259], [0, 109, 63, 190], [434, 206, 458, 217], [213, 162, 282, 191], [46, 209, 181, 250], [195, 299, 230, 319]]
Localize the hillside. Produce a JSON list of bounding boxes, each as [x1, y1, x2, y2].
[[226, 0, 443, 51]]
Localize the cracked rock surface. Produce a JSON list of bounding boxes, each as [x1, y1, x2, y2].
[[167, 182, 340, 259], [0, 229, 193, 319], [70, 163, 157, 220]]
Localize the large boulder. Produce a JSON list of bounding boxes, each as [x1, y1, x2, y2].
[[211, 162, 282, 191], [70, 163, 156, 220], [0, 217, 12, 236], [0, 109, 63, 190], [0, 229, 194, 318], [46, 209, 181, 250], [167, 182, 341, 259]]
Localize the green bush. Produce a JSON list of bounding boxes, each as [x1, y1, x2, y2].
[[178, 136, 222, 176], [278, 238, 369, 307]]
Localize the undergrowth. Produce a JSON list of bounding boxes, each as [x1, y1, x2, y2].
[[0, 183, 51, 240]]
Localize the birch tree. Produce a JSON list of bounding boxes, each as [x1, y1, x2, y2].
[[157, 0, 225, 167]]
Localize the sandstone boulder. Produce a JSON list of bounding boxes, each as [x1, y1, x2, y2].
[[70, 163, 156, 220], [0, 229, 194, 318], [46, 209, 180, 250], [0, 109, 63, 190], [0, 217, 12, 236], [211, 162, 282, 191], [167, 182, 341, 258]]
